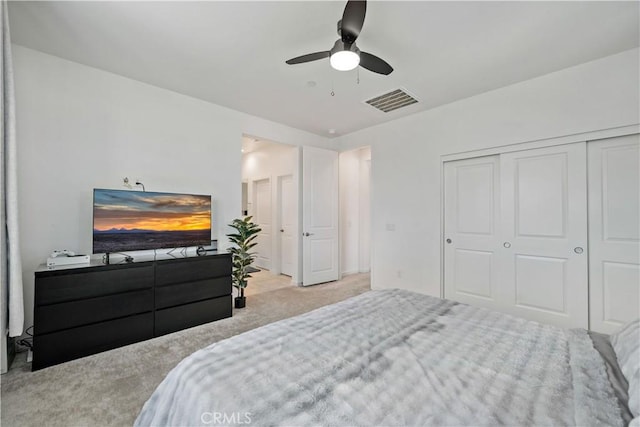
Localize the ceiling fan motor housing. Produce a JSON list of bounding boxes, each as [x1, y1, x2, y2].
[[331, 39, 360, 57]]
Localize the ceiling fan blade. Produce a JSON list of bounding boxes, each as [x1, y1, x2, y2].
[[285, 51, 331, 65], [359, 51, 393, 75], [341, 0, 366, 44]]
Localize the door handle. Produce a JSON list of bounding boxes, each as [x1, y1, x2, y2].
[[446, 238, 452, 244], [280, 229, 284, 233], [574, 247, 584, 254], [303, 232, 314, 237], [503, 242, 511, 248]]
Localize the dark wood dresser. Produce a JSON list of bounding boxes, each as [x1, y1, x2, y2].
[[33, 253, 231, 370]]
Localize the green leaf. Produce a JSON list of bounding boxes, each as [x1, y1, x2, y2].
[[227, 215, 263, 292]]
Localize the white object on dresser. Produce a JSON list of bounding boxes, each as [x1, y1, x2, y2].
[[46, 254, 90, 267]]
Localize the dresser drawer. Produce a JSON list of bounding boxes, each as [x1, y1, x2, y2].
[[155, 277, 231, 309], [34, 289, 153, 335], [32, 312, 153, 370], [35, 265, 154, 305], [155, 255, 231, 286], [155, 296, 231, 336]]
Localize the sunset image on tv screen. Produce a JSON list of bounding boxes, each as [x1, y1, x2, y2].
[[93, 189, 212, 253]]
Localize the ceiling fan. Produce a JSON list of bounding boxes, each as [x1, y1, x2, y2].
[[285, 0, 393, 75]]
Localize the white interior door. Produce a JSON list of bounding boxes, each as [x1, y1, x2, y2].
[[253, 178, 271, 270], [302, 146, 339, 286], [500, 143, 588, 328], [279, 174, 295, 277], [444, 155, 503, 310], [588, 134, 640, 334]]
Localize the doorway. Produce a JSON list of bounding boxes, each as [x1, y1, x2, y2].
[[241, 136, 370, 287], [241, 136, 299, 285]]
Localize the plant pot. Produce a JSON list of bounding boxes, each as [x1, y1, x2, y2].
[[234, 296, 246, 309]]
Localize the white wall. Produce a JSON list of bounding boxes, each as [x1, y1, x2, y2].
[[242, 144, 298, 190], [337, 48, 640, 296], [339, 147, 371, 276], [13, 45, 331, 332]]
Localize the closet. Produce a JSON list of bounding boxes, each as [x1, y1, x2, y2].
[[443, 134, 639, 333]]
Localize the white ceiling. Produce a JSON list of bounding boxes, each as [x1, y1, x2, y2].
[[8, 1, 639, 138]]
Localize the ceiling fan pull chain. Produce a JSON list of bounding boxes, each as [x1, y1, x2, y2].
[[357, 67, 360, 84], [331, 79, 335, 96]]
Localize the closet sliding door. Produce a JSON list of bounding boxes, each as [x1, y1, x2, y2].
[[588, 134, 639, 334], [499, 143, 588, 328], [444, 142, 588, 329], [443, 155, 502, 310]]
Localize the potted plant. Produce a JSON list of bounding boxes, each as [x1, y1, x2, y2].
[[226, 216, 262, 308]]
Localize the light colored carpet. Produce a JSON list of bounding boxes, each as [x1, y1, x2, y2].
[[0, 272, 370, 427]]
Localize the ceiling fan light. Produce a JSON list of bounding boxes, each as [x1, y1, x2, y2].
[[330, 50, 360, 71]]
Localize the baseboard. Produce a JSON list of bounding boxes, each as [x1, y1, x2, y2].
[[341, 270, 358, 276]]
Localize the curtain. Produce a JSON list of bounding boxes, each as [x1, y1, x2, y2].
[[1, 0, 23, 338]]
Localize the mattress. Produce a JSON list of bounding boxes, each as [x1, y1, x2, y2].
[[136, 289, 626, 426]]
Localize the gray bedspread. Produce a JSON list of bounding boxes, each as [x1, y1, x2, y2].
[[135, 289, 624, 426]]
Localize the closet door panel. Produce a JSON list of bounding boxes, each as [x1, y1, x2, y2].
[[500, 143, 588, 328], [514, 255, 567, 314], [444, 156, 503, 308], [588, 134, 640, 334], [514, 154, 567, 238]]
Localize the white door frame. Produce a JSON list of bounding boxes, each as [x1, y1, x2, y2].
[[295, 147, 303, 284]]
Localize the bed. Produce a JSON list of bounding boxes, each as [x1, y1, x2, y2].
[[135, 289, 638, 426]]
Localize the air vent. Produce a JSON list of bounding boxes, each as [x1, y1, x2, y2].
[[364, 88, 418, 113]]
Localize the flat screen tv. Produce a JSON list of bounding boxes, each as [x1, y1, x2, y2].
[[93, 188, 212, 254]]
